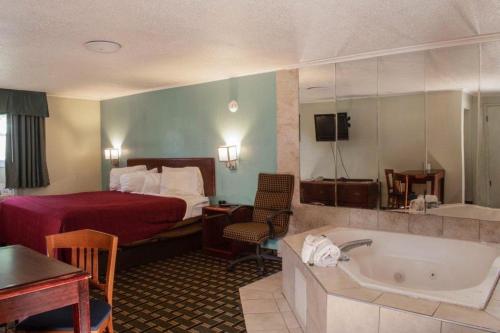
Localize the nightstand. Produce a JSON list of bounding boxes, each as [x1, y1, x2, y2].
[[202, 204, 251, 259]]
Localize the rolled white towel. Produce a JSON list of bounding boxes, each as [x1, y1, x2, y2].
[[313, 238, 341, 267], [301, 235, 322, 265]]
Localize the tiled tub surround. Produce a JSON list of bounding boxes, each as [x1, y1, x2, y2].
[[281, 226, 500, 333]]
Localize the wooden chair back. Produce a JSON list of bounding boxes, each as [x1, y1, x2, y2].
[[393, 173, 409, 208], [46, 229, 118, 305], [385, 169, 394, 193]]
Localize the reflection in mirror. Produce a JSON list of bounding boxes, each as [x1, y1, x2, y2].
[[299, 64, 336, 206], [335, 58, 379, 209], [478, 41, 500, 208], [378, 52, 426, 210], [298, 41, 500, 217], [425, 44, 479, 209]]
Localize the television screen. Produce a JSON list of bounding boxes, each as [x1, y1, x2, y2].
[[314, 114, 336, 141], [337, 112, 349, 140], [314, 113, 349, 141]]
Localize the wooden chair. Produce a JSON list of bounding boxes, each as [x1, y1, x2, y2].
[[384, 169, 396, 208], [392, 173, 409, 208], [17, 229, 118, 333], [221, 173, 294, 274]]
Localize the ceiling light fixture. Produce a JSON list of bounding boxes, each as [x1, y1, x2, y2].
[[84, 40, 122, 53]]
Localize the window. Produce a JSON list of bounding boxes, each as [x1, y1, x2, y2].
[[0, 114, 6, 166]]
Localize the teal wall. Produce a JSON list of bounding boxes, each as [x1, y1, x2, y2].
[[100, 72, 277, 204]]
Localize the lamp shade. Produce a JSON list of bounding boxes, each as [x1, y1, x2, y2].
[[104, 148, 111, 160], [104, 148, 120, 160], [218, 145, 238, 162], [227, 145, 238, 161]]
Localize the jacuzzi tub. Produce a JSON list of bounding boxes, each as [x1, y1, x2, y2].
[[327, 228, 500, 309]]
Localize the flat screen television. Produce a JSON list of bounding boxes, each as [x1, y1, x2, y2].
[[314, 113, 349, 141]]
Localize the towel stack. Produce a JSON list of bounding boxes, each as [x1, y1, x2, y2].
[[301, 235, 341, 267]]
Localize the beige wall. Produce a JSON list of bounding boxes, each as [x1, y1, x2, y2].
[[20, 96, 101, 195]]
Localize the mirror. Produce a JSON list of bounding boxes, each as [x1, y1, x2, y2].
[[299, 64, 336, 206], [335, 58, 379, 209], [378, 52, 426, 210], [475, 40, 500, 208], [299, 40, 500, 217]]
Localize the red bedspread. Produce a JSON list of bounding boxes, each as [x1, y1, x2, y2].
[[0, 191, 187, 253]]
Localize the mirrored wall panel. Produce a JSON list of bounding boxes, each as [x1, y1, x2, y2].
[[299, 64, 336, 206], [299, 40, 500, 215], [335, 58, 379, 209], [378, 51, 426, 210], [476, 40, 500, 208]]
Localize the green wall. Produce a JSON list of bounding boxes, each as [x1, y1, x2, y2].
[[100, 72, 277, 204]]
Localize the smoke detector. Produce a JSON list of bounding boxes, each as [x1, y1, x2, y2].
[[84, 40, 122, 53]]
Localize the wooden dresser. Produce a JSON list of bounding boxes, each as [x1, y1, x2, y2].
[[300, 179, 379, 209]]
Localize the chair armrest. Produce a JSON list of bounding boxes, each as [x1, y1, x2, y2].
[[266, 210, 293, 239]]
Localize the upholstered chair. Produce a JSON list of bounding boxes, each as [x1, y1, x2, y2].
[[222, 173, 294, 274]]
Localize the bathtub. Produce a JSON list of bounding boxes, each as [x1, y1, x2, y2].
[[428, 203, 500, 221], [327, 228, 500, 309]]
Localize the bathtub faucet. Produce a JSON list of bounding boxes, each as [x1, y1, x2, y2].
[[338, 239, 373, 262]]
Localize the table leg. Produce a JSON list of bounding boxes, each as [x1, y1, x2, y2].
[[72, 279, 90, 333]]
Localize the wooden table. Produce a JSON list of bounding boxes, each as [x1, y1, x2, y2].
[[401, 169, 445, 203], [202, 205, 251, 259], [0, 245, 90, 332]]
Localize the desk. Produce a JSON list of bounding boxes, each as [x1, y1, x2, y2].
[[400, 169, 445, 203], [0, 245, 90, 333]]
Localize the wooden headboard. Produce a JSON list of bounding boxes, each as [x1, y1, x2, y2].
[[127, 158, 216, 196]]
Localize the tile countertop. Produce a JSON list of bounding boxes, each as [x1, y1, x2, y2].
[[282, 226, 500, 333]]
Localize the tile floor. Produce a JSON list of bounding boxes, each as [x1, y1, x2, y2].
[[239, 272, 303, 333]]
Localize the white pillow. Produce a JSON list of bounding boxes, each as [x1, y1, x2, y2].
[[141, 173, 162, 194], [109, 165, 147, 191], [120, 169, 157, 193], [188, 167, 204, 196], [160, 166, 201, 195]]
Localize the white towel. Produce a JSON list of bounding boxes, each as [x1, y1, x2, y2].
[[313, 238, 341, 267], [301, 235, 321, 265], [301, 235, 340, 267]]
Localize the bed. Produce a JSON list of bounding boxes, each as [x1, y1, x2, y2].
[[0, 157, 216, 269]]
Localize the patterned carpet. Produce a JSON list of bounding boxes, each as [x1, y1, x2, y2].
[[110, 251, 281, 333]]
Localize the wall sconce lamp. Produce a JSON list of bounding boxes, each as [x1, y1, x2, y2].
[[104, 148, 120, 167], [218, 145, 238, 170]]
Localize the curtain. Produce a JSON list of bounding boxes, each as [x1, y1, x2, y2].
[[0, 89, 49, 117], [5, 114, 50, 188]]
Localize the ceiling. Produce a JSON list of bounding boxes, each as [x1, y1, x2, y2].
[[1, 0, 500, 100]]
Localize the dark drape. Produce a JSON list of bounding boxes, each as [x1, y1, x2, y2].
[[0, 88, 50, 189], [0, 89, 49, 117], [5, 114, 50, 188]]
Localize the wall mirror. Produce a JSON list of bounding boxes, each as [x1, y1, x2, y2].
[[299, 40, 500, 219]]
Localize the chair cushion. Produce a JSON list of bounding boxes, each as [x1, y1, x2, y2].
[[17, 299, 111, 331], [223, 222, 285, 244]]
